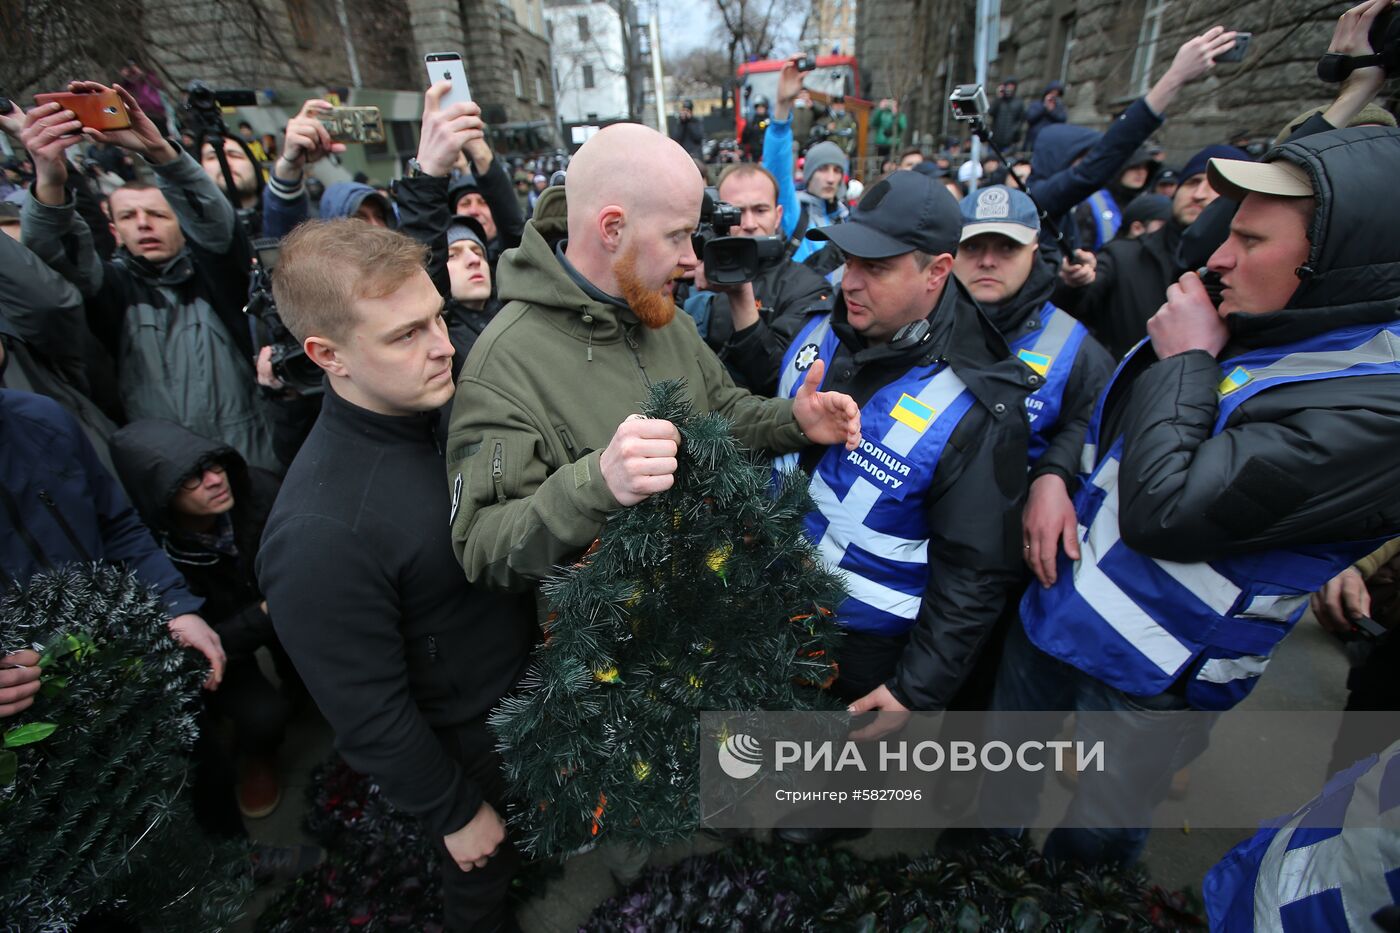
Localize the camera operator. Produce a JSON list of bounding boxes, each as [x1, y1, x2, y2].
[[200, 134, 260, 215], [683, 163, 834, 394], [19, 81, 280, 474]]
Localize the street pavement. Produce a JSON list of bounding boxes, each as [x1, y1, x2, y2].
[[236, 613, 1353, 931]]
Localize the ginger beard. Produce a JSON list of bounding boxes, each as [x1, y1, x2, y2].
[[613, 245, 682, 330]]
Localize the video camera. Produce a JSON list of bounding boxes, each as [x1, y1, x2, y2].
[[1318, 8, 1399, 81], [692, 188, 785, 287], [948, 84, 989, 124], [948, 82, 1084, 266], [244, 238, 325, 396]]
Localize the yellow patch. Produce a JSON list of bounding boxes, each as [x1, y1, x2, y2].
[[1219, 366, 1253, 396], [889, 393, 935, 432]]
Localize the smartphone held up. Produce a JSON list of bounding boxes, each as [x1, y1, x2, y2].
[[425, 52, 473, 108], [32, 89, 131, 132]]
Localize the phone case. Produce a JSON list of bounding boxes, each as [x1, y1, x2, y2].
[[33, 91, 131, 131], [317, 106, 386, 144], [425, 53, 472, 108]]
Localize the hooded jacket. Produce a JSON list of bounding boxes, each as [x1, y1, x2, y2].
[[20, 146, 279, 474], [988, 90, 1026, 150], [1058, 217, 1187, 359], [1101, 126, 1400, 564], [975, 252, 1114, 480], [445, 185, 809, 593], [1024, 83, 1067, 151], [0, 389, 201, 616], [319, 181, 395, 227], [795, 280, 1033, 709], [109, 419, 280, 659], [1027, 100, 1164, 250]]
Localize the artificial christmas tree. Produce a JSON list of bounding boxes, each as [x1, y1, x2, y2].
[[0, 565, 251, 931], [490, 380, 847, 857]]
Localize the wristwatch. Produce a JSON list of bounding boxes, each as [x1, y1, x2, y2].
[[406, 157, 427, 178]]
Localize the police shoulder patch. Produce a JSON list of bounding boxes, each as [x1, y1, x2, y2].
[[794, 343, 821, 372]]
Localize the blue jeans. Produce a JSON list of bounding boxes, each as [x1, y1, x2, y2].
[[979, 619, 1212, 866]]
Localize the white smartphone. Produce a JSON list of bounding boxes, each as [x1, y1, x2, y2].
[[425, 52, 472, 108]]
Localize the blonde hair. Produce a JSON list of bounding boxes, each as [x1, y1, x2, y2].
[[272, 219, 429, 342]]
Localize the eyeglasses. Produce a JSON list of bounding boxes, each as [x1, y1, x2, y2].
[[180, 462, 227, 490]]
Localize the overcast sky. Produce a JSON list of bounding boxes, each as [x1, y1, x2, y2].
[[651, 2, 806, 58]]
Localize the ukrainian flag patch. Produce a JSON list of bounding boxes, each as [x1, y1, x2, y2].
[[890, 393, 935, 432], [1219, 366, 1252, 396], [1017, 348, 1052, 377]]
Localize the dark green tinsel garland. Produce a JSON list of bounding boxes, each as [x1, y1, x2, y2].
[[583, 835, 1208, 932], [0, 564, 251, 931]]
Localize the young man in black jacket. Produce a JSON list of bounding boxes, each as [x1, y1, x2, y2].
[[257, 218, 534, 932], [110, 418, 293, 819]]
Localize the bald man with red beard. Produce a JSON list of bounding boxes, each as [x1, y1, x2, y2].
[[447, 123, 861, 592]]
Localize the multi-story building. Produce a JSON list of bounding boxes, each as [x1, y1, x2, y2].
[[801, 0, 859, 57], [545, 0, 632, 124], [15, 0, 561, 184], [856, 0, 1397, 160]]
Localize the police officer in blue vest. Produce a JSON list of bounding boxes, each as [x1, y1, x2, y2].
[[981, 125, 1400, 867], [771, 171, 1033, 848], [953, 186, 1114, 593]]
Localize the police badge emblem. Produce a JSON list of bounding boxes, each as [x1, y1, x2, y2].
[[794, 343, 821, 371]]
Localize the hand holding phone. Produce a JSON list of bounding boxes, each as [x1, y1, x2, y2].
[[1216, 31, 1253, 63], [32, 90, 131, 132], [317, 106, 385, 144], [425, 52, 473, 109]]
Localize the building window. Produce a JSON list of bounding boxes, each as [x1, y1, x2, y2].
[[578, 14, 590, 41], [514, 57, 526, 98], [1129, 0, 1167, 97], [536, 64, 548, 103], [285, 0, 314, 48], [583, 64, 596, 89]]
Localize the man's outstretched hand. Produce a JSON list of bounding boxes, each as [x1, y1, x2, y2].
[[793, 359, 861, 450]]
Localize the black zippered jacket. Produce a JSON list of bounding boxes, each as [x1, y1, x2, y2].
[[109, 419, 281, 660], [1103, 127, 1400, 564], [0, 389, 201, 615], [257, 384, 535, 837]]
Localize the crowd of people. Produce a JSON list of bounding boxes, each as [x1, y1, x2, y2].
[[2, 0, 1399, 929]]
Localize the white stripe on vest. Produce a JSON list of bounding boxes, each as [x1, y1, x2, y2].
[[811, 366, 971, 624]]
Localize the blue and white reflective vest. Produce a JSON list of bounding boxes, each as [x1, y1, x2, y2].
[[775, 314, 979, 635], [1204, 739, 1400, 931], [1009, 303, 1091, 465], [1085, 189, 1122, 249], [1021, 321, 1400, 710]]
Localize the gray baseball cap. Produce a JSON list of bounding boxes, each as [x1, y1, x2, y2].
[[957, 185, 1041, 245]]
